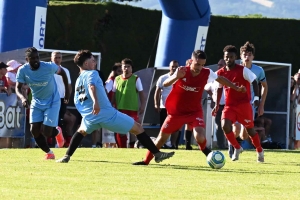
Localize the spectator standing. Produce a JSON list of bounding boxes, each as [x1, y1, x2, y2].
[[51, 51, 73, 147], [0, 62, 11, 95], [111, 58, 146, 148], [204, 59, 227, 149], [154, 60, 179, 149], [103, 62, 122, 148], [5, 60, 22, 91], [290, 73, 300, 149]]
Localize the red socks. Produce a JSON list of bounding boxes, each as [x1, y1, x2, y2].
[[249, 133, 263, 152], [115, 133, 127, 148], [224, 131, 241, 149], [197, 138, 207, 150], [143, 150, 154, 164]]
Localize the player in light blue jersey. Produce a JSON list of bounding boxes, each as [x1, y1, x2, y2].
[[239, 42, 267, 116], [56, 50, 174, 163], [16, 47, 70, 160]]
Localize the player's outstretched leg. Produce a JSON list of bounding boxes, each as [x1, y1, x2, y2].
[[56, 131, 85, 163], [135, 132, 175, 163], [154, 151, 175, 163], [132, 130, 175, 165]]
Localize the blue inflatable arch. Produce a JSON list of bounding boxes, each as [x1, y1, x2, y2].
[[0, 0, 47, 52], [0, 0, 210, 65], [155, 0, 211, 66]]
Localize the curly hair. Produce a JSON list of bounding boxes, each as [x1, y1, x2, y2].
[[223, 45, 238, 55], [25, 47, 38, 58], [74, 50, 93, 67], [240, 41, 255, 56]]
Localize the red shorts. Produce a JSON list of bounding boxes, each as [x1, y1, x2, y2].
[[161, 111, 205, 134], [222, 103, 254, 128], [119, 109, 139, 121]]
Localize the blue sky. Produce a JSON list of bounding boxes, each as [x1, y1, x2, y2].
[[117, 0, 300, 19]]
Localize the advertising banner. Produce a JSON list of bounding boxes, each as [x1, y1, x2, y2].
[[0, 94, 26, 138], [33, 6, 47, 49], [194, 26, 209, 51]]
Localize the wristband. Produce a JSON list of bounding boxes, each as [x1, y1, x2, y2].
[[252, 96, 259, 103]]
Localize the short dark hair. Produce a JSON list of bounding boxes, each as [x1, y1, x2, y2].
[[112, 62, 122, 71], [223, 45, 238, 55], [0, 62, 8, 69], [74, 50, 93, 67], [25, 47, 38, 58], [192, 50, 207, 59], [240, 41, 255, 56], [121, 58, 133, 66]]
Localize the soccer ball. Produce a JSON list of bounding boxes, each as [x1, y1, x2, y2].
[[206, 151, 226, 169]]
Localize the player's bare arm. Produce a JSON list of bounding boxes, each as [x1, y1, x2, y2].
[[57, 66, 70, 104], [16, 82, 29, 108], [258, 81, 268, 116], [211, 87, 223, 116], [88, 84, 100, 115], [110, 92, 116, 107], [163, 67, 186, 87], [154, 86, 161, 112], [138, 90, 146, 115], [1, 86, 8, 94], [6, 85, 12, 96], [252, 79, 259, 108], [216, 76, 246, 93]]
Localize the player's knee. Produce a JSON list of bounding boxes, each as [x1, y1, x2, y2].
[[30, 123, 41, 135], [222, 124, 231, 133], [43, 126, 53, 137], [246, 128, 256, 137], [77, 129, 88, 136], [130, 121, 144, 135], [240, 130, 249, 140], [156, 132, 170, 146]]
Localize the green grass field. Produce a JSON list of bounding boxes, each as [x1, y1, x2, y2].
[[0, 148, 299, 200]]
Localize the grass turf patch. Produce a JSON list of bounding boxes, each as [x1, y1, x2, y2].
[[0, 148, 299, 199]]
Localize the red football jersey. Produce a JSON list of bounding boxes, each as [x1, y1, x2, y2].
[[217, 64, 252, 106], [0, 76, 8, 88], [165, 67, 215, 115]]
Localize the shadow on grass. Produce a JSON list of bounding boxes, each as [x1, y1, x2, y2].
[[147, 163, 300, 175], [75, 159, 300, 175]]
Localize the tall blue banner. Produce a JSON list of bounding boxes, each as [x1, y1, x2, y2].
[[0, 0, 48, 52], [155, 0, 211, 66], [0, 94, 26, 138]]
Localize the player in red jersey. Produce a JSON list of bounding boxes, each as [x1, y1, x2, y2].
[[133, 50, 246, 165], [213, 45, 264, 162]]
